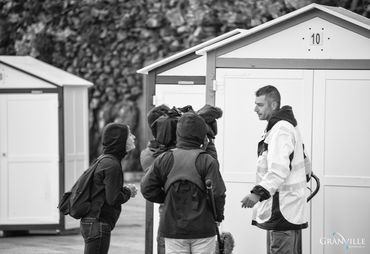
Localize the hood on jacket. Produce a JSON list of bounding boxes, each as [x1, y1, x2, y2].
[[197, 104, 223, 138], [176, 112, 207, 148], [147, 104, 170, 138], [152, 115, 178, 147], [266, 105, 297, 132], [102, 123, 129, 160]]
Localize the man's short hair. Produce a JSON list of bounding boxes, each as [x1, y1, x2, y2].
[[255, 85, 281, 109]]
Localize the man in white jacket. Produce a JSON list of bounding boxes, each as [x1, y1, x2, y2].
[[241, 85, 311, 254]]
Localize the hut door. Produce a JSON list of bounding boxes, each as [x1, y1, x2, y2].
[[311, 70, 370, 254], [0, 93, 59, 225], [215, 68, 313, 254]]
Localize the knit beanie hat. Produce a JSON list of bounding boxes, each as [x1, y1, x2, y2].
[[147, 104, 170, 137], [176, 112, 207, 146], [102, 122, 129, 160]]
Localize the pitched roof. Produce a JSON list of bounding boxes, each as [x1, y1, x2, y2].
[[196, 3, 370, 55], [0, 56, 93, 87], [136, 29, 247, 74]]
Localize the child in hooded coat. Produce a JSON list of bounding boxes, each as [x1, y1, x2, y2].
[[80, 123, 137, 254]]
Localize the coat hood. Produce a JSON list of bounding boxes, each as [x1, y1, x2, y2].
[[152, 115, 178, 147], [197, 104, 223, 139], [176, 112, 207, 148], [266, 105, 297, 132], [102, 123, 129, 160], [147, 104, 170, 137]]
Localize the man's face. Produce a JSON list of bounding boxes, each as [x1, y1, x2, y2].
[[254, 95, 274, 121]]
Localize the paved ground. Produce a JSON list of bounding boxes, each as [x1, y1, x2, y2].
[[0, 181, 146, 254]]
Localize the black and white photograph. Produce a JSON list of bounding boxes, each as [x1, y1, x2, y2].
[[0, 0, 369, 253]]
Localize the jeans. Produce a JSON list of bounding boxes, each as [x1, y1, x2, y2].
[[80, 218, 112, 254], [165, 236, 216, 254], [267, 230, 302, 254]]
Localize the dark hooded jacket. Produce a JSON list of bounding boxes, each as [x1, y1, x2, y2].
[[140, 114, 178, 171], [85, 123, 132, 229], [141, 113, 226, 239]]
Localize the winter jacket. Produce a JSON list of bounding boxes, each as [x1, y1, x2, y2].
[[84, 123, 132, 229], [141, 112, 226, 239], [251, 106, 311, 231]]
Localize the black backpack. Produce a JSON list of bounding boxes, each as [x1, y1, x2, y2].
[[58, 154, 114, 219]]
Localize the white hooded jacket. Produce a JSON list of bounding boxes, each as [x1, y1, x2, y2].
[[251, 106, 311, 230]]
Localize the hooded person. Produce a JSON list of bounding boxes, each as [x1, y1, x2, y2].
[[197, 104, 223, 159], [140, 104, 174, 172], [141, 112, 226, 254], [140, 105, 180, 254], [80, 122, 137, 254]]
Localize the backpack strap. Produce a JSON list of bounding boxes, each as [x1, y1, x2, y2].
[[164, 148, 206, 193], [94, 154, 118, 165]]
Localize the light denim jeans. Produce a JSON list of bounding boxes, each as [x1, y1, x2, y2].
[[165, 236, 216, 254]]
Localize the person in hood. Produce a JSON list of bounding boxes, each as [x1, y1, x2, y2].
[[140, 104, 178, 254], [141, 112, 226, 254], [241, 85, 311, 254], [81, 123, 138, 254], [140, 104, 176, 172], [197, 104, 223, 159]]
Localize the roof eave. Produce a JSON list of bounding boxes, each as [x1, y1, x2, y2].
[[136, 28, 247, 74]]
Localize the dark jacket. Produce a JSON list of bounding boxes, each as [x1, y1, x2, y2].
[[84, 123, 132, 229], [141, 113, 226, 239], [141, 113, 178, 172]]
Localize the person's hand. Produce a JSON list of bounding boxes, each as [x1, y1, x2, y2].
[[241, 193, 260, 208], [126, 184, 138, 198]]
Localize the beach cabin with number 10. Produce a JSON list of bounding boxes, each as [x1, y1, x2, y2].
[[138, 3, 370, 254]]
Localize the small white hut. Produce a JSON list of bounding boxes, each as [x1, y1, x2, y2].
[[0, 56, 92, 233]]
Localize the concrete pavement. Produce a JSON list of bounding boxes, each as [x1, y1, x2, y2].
[[0, 181, 146, 254]]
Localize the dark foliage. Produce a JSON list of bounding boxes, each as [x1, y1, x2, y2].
[[0, 0, 368, 170]]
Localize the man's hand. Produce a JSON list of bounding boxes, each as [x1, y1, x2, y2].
[[126, 184, 138, 198], [241, 193, 260, 208]]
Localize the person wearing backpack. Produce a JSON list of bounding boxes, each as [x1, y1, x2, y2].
[[80, 122, 137, 254], [140, 104, 174, 173], [140, 104, 179, 254], [141, 112, 226, 254]]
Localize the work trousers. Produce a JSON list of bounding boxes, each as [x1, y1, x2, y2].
[[267, 229, 302, 254]]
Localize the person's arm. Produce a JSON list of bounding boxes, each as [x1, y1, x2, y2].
[[140, 153, 170, 203], [201, 154, 226, 222], [100, 158, 131, 206], [140, 147, 155, 173], [205, 139, 218, 160]]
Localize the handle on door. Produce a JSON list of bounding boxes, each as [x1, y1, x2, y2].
[[2, 153, 6, 157]]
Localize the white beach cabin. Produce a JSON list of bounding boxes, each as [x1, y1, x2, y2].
[[138, 3, 370, 253], [0, 56, 92, 233]]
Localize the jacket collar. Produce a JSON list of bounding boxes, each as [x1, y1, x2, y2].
[[266, 105, 297, 132]]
